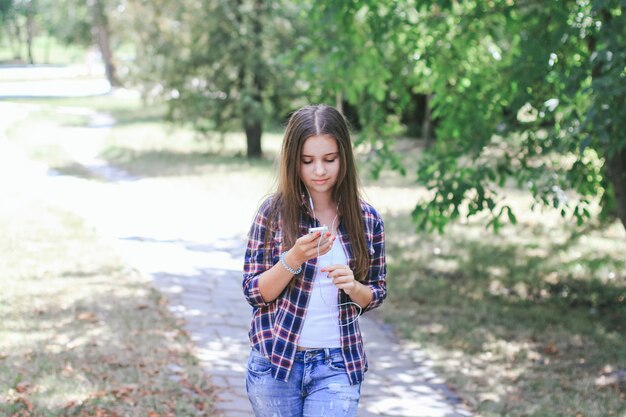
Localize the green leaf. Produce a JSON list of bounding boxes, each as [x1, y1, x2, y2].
[[506, 206, 517, 225]]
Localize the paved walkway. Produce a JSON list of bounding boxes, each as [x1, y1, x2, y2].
[[0, 101, 472, 417], [0, 64, 111, 97]]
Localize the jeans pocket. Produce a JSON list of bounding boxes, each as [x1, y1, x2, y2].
[[247, 351, 273, 376], [327, 356, 347, 372]]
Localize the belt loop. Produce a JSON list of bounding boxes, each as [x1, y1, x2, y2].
[[324, 348, 330, 359]]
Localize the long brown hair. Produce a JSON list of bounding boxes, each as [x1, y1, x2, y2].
[[265, 104, 370, 282]]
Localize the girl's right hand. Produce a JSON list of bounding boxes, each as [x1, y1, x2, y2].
[[288, 231, 335, 266]]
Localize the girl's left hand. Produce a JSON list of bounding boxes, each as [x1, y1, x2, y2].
[[321, 264, 358, 295]]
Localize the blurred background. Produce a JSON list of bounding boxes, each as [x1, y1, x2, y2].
[[1, 1, 625, 416]]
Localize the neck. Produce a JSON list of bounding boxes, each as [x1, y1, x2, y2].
[[309, 191, 335, 212]]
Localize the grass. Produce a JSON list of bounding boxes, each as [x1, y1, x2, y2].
[[4, 95, 626, 417], [0, 36, 88, 66], [4, 108, 97, 178], [0, 193, 215, 416], [382, 213, 626, 416], [1, 107, 214, 416]]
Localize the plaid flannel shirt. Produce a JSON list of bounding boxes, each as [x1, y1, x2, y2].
[[242, 195, 387, 385]]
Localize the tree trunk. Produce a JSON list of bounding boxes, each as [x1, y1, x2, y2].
[[606, 147, 626, 231], [336, 91, 343, 114], [26, 7, 35, 64], [245, 118, 263, 159], [9, 17, 23, 62], [96, 27, 119, 86], [587, 9, 624, 230], [422, 94, 433, 147], [89, 0, 120, 86], [44, 35, 51, 64], [243, 0, 265, 159]]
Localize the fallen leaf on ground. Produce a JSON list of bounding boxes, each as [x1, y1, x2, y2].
[[543, 341, 559, 355], [13, 397, 33, 412], [63, 400, 77, 409], [110, 384, 138, 399], [77, 312, 99, 323], [15, 382, 30, 393], [80, 406, 120, 417], [89, 390, 107, 399]]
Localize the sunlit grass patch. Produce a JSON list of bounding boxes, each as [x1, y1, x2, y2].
[[0, 36, 88, 66], [98, 118, 283, 179], [4, 108, 102, 181], [380, 206, 626, 417], [7, 96, 282, 181], [0, 189, 214, 416]]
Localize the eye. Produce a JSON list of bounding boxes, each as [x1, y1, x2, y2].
[[325, 158, 337, 163], [301, 159, 313, 165]]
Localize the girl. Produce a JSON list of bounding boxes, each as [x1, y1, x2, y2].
[[243, 104, 386, 416]]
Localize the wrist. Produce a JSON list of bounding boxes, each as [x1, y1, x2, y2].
[[285, 250, 303, 268], [348, 280, 362, 296], [280, 250, 303, 275]]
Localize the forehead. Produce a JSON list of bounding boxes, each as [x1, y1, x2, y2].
[[301, 134, 338, 156]]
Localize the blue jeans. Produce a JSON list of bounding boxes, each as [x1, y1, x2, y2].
[[246, 348, 361, 417]]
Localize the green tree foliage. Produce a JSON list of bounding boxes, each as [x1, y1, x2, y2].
[[296, 1, 416, 177], [28, 0, 122, 84], [410, 1, 626, 232], [302, 0, 625, 233], [37, 0, 91, 46], [128, 0, 301, 158], [0, 0, 38, 63], [17, 0, 622, 231], [0, 0, 12, 18], [0, 0, 16, 52]]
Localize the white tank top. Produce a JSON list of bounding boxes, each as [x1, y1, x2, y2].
[[298, 237, 347, 348]]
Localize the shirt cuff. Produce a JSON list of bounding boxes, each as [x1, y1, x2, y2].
[[363, 284, 385, 313], [244, 274, 272, 308]]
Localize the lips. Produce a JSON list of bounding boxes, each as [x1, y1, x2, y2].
[[312, 179, 328, 185]]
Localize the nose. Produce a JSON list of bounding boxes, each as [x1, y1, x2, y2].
[[314, 160, 326, 176]]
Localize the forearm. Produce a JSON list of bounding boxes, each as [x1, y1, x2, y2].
[[258, 251, 303, 303], [348, 281, 373, 309]]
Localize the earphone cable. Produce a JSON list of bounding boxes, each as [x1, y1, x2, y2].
[[315, 214, 362, 327], [306, 187, 361, 327]]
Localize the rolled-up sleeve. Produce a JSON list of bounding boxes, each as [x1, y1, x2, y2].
[[243, 200, 275, 308], [363, 216, 386, 313]]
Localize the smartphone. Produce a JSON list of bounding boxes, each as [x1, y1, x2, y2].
[[309, 225, 329, 234]]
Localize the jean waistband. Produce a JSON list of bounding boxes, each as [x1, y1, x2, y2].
[[294, 347, 342, 363]]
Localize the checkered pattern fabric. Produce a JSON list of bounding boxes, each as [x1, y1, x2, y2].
[[243, 196, 387, 385]]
